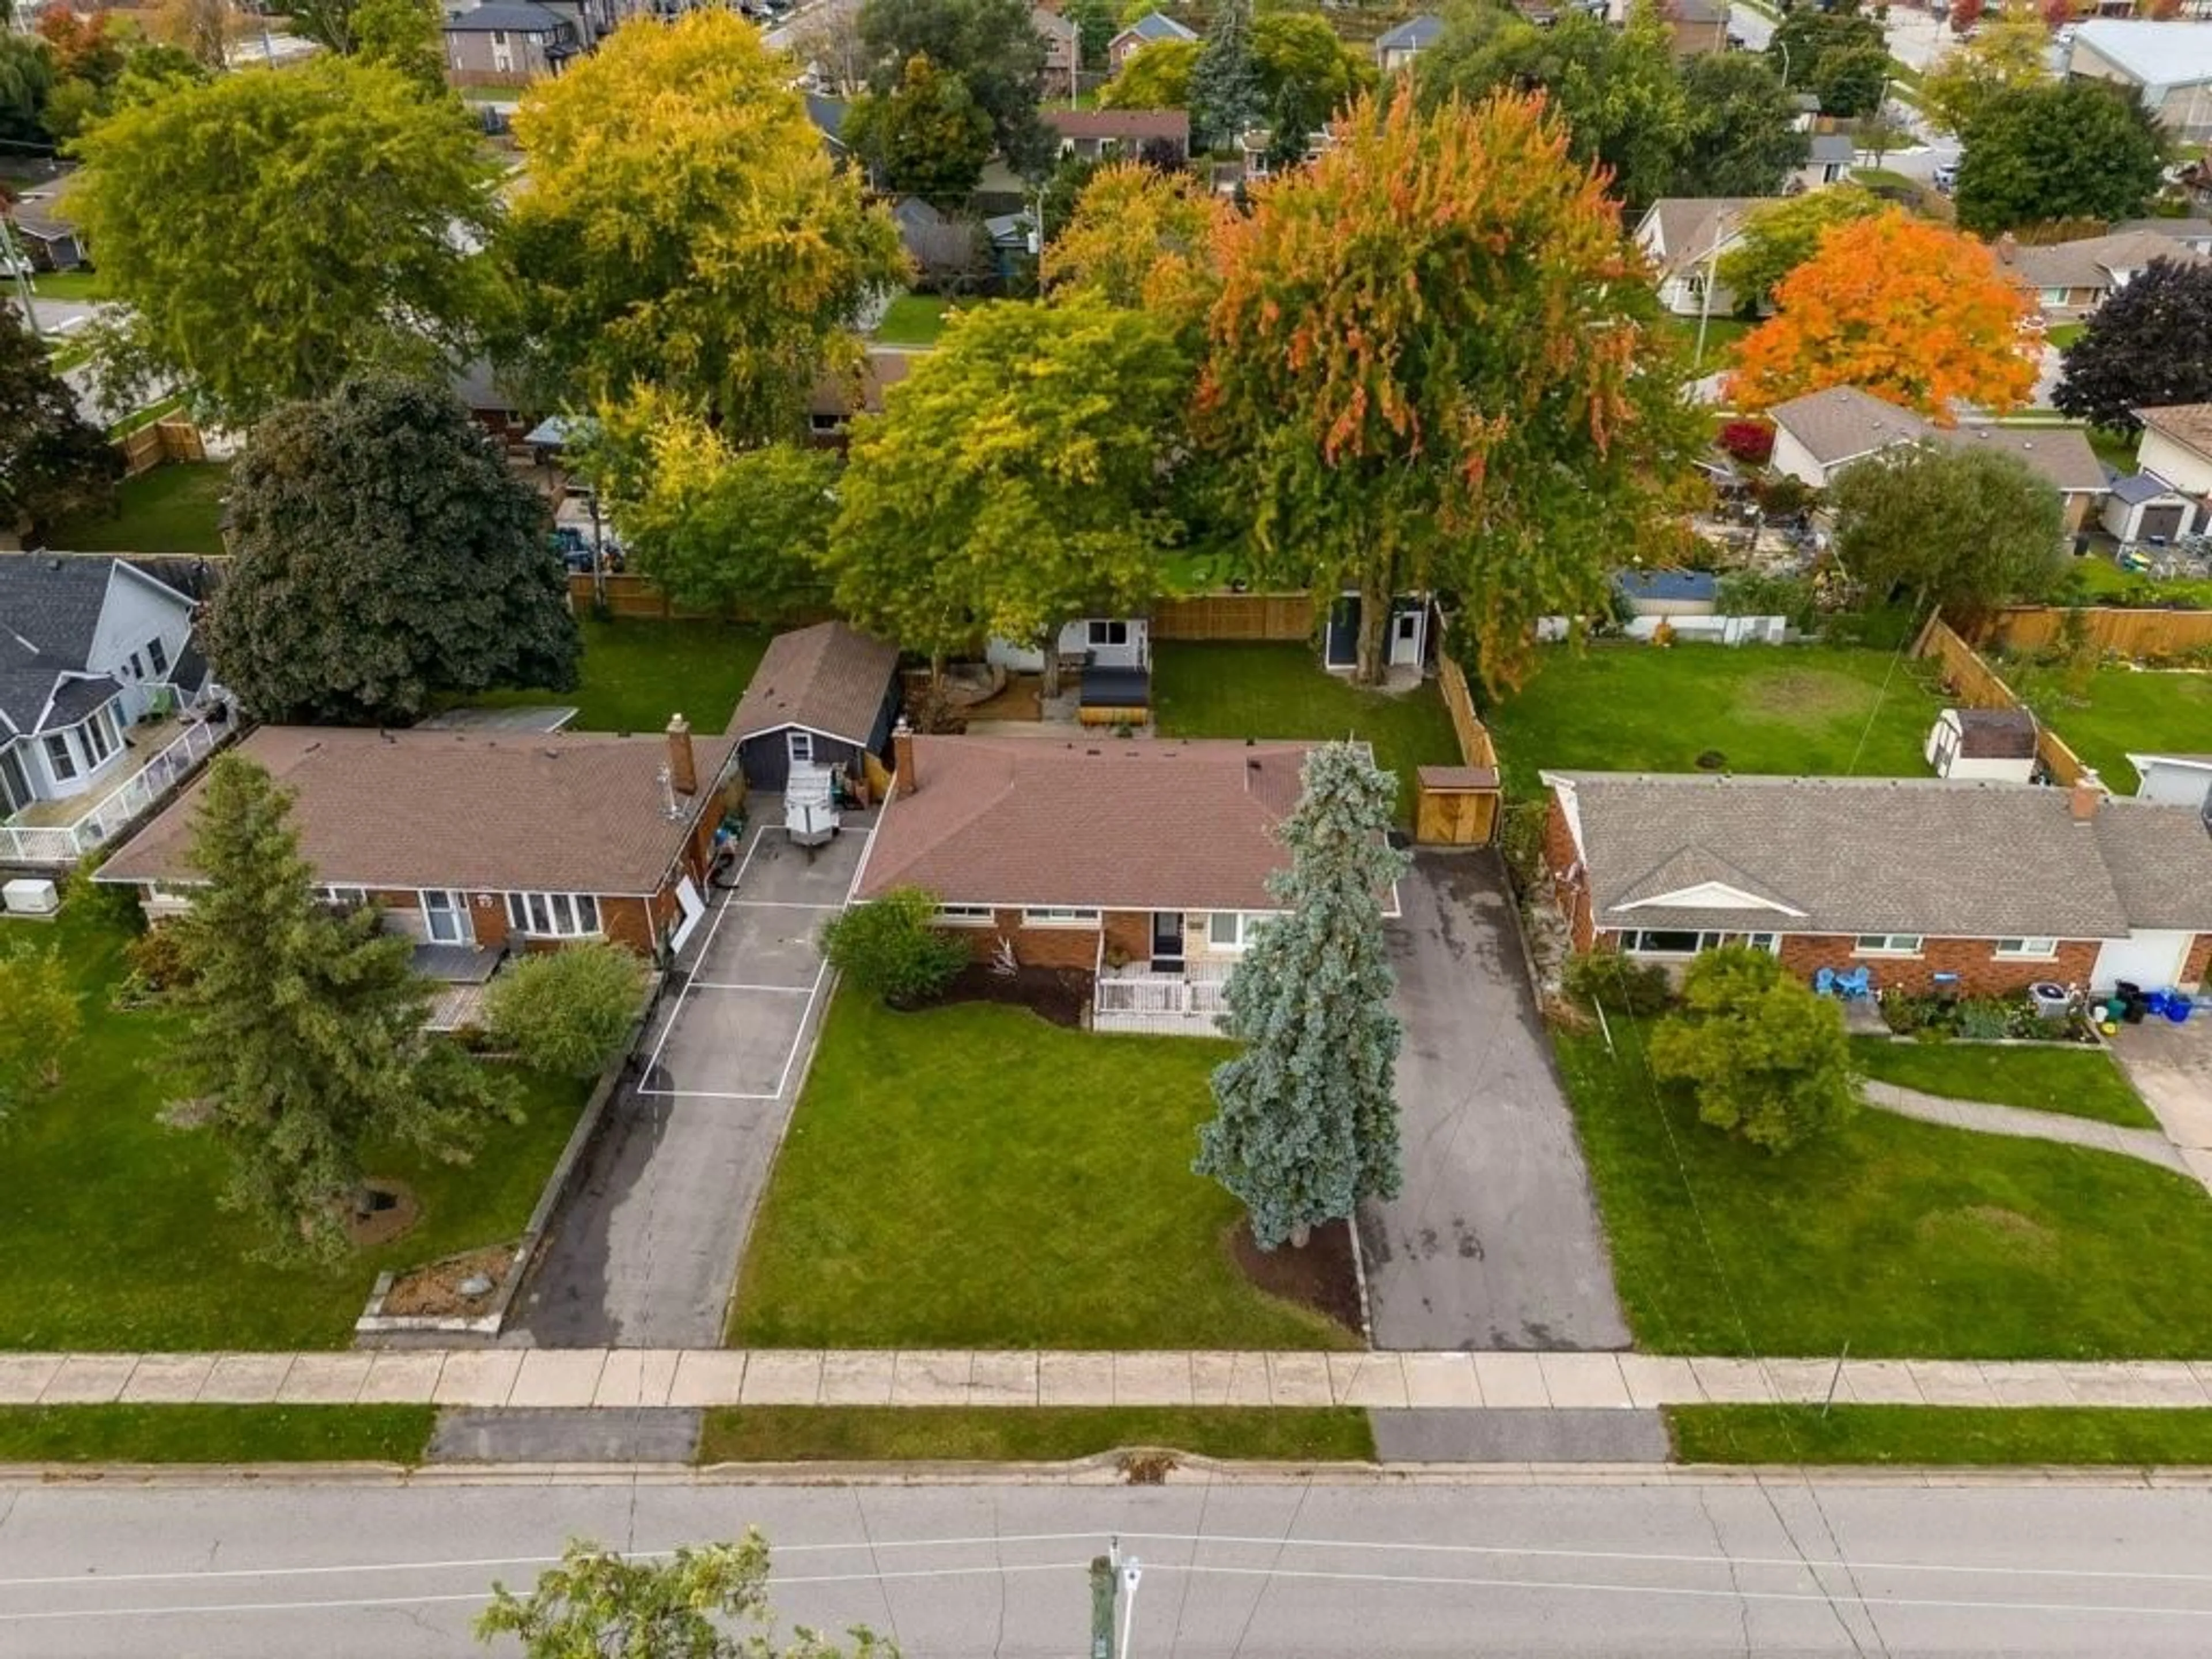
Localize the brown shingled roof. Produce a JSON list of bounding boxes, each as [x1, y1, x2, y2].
[[2139, 403, 2212, 459], [97, 725, 733, 896], [727, 622, 900, 746], [856, 735, 1315, 911], [1044, 108, 1192, 143]]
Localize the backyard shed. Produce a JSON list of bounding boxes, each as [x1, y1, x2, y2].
[[1925, 707, 2039, 782], [728, 622, 902, 794], [2127, 752, 2212, 813], [2101, 472, 2200, 545]]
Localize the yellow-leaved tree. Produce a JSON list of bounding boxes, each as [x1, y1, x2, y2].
[[500, 10, 907, 445]]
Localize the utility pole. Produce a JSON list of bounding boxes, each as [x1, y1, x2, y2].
[[1693, 226, 1721, 373], [0, 216, 41, 343]]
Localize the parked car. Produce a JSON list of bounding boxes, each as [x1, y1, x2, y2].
[[1933, 164, 1957, 194]]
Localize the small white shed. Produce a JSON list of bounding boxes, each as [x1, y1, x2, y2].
[[986, 618, 1150, 673], [2127, 752, 2212, 813], [1926, 707, 2038, 782]]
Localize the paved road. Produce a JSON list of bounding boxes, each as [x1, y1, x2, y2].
[[1358, 854, 1629, 1353], [512, 813, 870, 1348], [10, 1475, 2212, 1652]]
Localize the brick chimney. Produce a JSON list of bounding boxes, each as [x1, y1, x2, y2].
[[2069, 767, 2103, 824], [665, 713, 696, 797], [893, 715, 916, 797]]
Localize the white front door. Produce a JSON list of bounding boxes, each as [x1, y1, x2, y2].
[[669, 876, 707, 954], [1389, 609, 1422, 668], [787, 730, 815, 767], [421, 890, 473, 946]]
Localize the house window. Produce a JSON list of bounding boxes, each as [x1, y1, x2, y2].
[[127, 652, 144, 680], [0, 745, 29, 815], [1206, 911, 1271, 951], [147, 637, 169, 676], [422, 889, 469, 946], [1086, 620, 1130, 647], [43, 732, 77, 782], [787, 730, 814, 765], [321, 886, 368, 910], [809, 413, 844, 435], [492, 27, 508, 43], [2039, 287, 2067, 306], [1994, 937, 2059, 959], [935, 904, 995, 926], [1021, 907, 1099, 928], [1622, 928, 1710, 956], [505, 891, 602, 938], [1742, 933, 1780, 954], [81, 709, 115, 766], [1854, 933, 1923, 956]]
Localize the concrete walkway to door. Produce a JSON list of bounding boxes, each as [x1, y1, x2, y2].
[[512, 807, 874, 1349]]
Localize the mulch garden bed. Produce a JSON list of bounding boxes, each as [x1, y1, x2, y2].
[[926, 964, 1094, 1029], [378, 1243, 516, 1319], [1230, 1217, 1363, 1338]]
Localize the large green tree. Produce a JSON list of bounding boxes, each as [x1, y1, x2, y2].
[[1675, 52, 1809, 199], [352, 0, 448, 95], [1251, 9, 1376, 164], [1920, 7, 2049, 137], [1188, 0, 1264, 151], [1954, 79, 2163, 236], [1203, 87, 1699, 686], [1768, 7, 1889, 118], [2055, 259, 2212, 433], [1649, 946, 1857, 1154], [170, 755, 514, 1261], [1830, 441, 2067, 625], [0, 305, 120, 539], [857, 0, 1053, 177], [502, 10, 906, 446], [1098, 35, 1198, 109], [205, 376, 579, 725], [843, 51, 995, 203], [0, 33, 55, 146], [64, 57, 494, 426], [821, 296, 1189, 679], [1195, 742, 1410, 1252], [1713, 183, 1885, 316]]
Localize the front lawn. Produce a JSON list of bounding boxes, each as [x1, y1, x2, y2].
[[1671, 1405, 2212, 1467], [1557, 1021, 2212, 1358], [1480, 642, 1945, 794], [468, 616, 771, 734], [1851, 1038, 2157, 1130], [1151, 642, 1461, 824], [2002, 661, 2212, 794], [48, 461, 231, 557], [31, 270, 101, 302], [872, 293, 972, 347], [731, 991, 1355, 1351], [698, 1408, 1374, 1464], [0, 903, 590, 1351], [1657, 311, 1752, 369], [0, 1405, 435, 1464]]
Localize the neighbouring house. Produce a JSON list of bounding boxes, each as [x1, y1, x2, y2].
[[1997, 230, 2210, 318], [2, 174, 82, 272], [442, 1, 580, 85], [986, 617, 1152, 722], [2128, 752, 2212, 815], [1322, 593, 1433, 676], [99, 718, 737, 972], [1044, 107, 1191, 162], [2065, 21, 2212, 140], [1793, 132, 1856, 191], [1108, 10, 1198, 71], [805, 346, 913, 445], [2102, 471, 2201, 544], [1033, 3, 1081, 93], [726, 621, 902, 795], [890, 198, 983, 281], [2135, 403, 2212, 497], [1633, 197, 1759, 316], [1541, 770, 2212, 996], [0, 557, 217, 851], [1666, 0, 1731, 58], [1374, 14, 1444, 73], [859, 730, 1402, 1031], [2110, 216, 2212, 256], [1926, 707, 2039, 784], [1767, 387, 2109, 531]]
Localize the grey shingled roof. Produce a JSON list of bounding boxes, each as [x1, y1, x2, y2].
[[726, 622, 900, 747], [1546, 772, 2212, 940], [1938, 423, 2109, 495], [1639, 197, 1758, 278], [442, 2, 567, 31], [1376, 14, 1445, 50], [1119, 10, 1198, 42], [1806, 133, 1855, 164], [1767, 385, 1929, 467], [0, 558, 116, 735]]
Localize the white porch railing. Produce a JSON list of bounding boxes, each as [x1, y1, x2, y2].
[[0, 715, 233, 868], [1095, 974, 1230, 1019]]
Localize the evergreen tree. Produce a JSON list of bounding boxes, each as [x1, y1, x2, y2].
[[169, 756, 515, 1261], [1194, 742, 1411, 1251], [1188, 0, 1263, 154]]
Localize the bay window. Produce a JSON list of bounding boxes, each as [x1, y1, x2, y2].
[[505, 891, 603, 938]]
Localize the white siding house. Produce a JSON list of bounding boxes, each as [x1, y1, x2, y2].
[[987, 618, 1152, 673]]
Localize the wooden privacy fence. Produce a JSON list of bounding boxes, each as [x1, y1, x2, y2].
[[115, 419, 204, 480], [1415, 656, 1502, 846], [1983, 606, 2212, 660], [566, 573, 837, 625], [1912, 615, 2093, 786], [1149, 591, 1316, 642]]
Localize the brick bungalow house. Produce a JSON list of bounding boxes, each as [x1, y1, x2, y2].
[[855, 729, 1399, 1031], [1540, 770, 2212, 997], [99, 719, 736, 967]]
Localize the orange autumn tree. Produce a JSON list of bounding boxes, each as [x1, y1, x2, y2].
[[1725, 210, 2037, 422], [1201, 86, 1700, 687], [1043, 161, 1225, 336]]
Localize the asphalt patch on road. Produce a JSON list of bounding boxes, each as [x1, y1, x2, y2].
[[430, 1407, 703, 1464], [1369, 1408, 1670, 1463]]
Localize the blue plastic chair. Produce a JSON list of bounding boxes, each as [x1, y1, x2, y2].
[[1836, 966, 1873, 1000], [1814, 967, 1837, 997]]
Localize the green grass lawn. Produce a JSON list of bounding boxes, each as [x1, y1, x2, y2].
[[1671, 1406, 2212, 1467], [2055, 551, 2212, 612], [467, 616, 771, 734], [1480, 642, 1945, 794], [0, 902, 591, 1351], [872, 293, 976, 347], [0, 1406, 435, 1464], [2047, 323, 2086, 351], [698, 1408, 1374, 1464], [1851, 1039, 2158, 1130], [2085, 425, 2139, 475], [1151, 642, 1460, 824], [31, 270, 101, 302], [1556, 1020, 2212, 1359], [1657, 311, 1753, 369], [48, 461, 232, 556], [2002, 662, 2212, 794], [732, 991, 1355, 1351]]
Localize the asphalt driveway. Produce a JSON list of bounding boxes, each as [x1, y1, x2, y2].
[[514, 808, 874, 1347], [1358, 852, 1630, 1352]]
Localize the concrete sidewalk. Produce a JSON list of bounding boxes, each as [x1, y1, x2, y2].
[[10, 1350, 2212, 1411]]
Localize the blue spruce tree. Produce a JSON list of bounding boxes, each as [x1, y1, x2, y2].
[[1187, 0, 1264, 156]]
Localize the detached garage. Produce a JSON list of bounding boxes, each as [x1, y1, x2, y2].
[[728, 622, 903, 795]]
